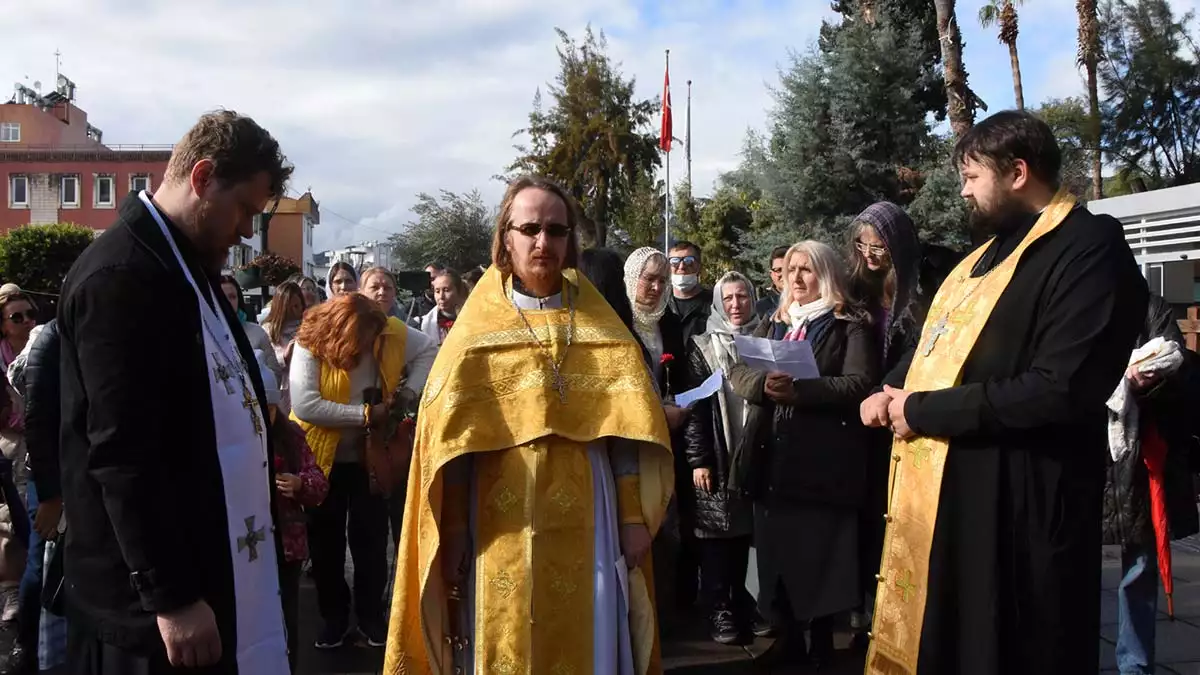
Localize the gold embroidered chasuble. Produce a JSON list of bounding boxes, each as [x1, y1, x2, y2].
[[384, 267, 674, 675], [866, 191, 1077, 675]]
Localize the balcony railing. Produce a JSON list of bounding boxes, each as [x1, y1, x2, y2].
[[0, 144, 174, 162]]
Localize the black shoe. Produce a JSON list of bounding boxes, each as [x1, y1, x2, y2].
[[709, 606, 745, 646], [358, 618, 387, 648], [751, 612, 776, 638], [314, 620, 350, 650]]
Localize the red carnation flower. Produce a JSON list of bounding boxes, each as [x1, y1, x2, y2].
[[660, 353, 675, 365]]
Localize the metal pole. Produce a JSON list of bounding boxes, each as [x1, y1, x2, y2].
[[686, 79, 692, 194], [664, 49, 671, 253]]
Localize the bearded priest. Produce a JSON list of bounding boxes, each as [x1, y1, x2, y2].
[[384, 175, 674, 675], [59, 112, 292, 674], [860, 110, 1148, 675]]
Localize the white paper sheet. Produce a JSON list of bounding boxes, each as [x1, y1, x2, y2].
[[733, 334, 821, 379], [675, 368, 724, 408]]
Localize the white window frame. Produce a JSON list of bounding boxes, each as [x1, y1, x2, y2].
[[130, 174, 150, 194], [94, 174, 115, 208], [60, 175, 80, 208], [0, 123, 19, 143], [8, 175, 28, 208]]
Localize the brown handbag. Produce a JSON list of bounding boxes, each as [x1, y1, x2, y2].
[[364, 384, 417, 497]]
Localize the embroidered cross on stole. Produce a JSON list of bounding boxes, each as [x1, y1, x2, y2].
[[866, 191, 1078, 675]]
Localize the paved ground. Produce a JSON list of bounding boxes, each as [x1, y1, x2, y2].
[[293, 540, 1200, 674]]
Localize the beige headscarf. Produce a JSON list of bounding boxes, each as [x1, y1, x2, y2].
[[623, 247, 669, 359]]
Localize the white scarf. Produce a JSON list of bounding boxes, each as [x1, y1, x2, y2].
[[624, 247, 669, 352], [786, 297, 835, 328]]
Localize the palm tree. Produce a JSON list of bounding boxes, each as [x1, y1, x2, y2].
[[1077, 0, 1104, 199], [979, 0, 1027, 110], [935, 0, 978, 138]]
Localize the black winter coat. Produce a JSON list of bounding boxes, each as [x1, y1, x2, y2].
[[1101, 295, 1200, 546], [58, 194, 280, 664], [23, 319, 61, 502], [729, 316, 879, 507]]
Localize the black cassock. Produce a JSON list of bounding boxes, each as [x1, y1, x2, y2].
[[883, 206, 1147, 674]]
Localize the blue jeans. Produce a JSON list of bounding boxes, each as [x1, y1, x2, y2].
[[1117, 542, 1158, 674], [18, 480, 44, 657]]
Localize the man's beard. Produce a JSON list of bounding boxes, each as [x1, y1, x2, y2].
[[192, 201, 231, 274], [969, 193, 1032, 237]]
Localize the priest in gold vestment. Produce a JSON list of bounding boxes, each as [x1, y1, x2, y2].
[[860, 111, 1147, 675], [384, 175, 674, 675]]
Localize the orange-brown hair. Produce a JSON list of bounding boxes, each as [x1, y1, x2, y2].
[[295, 293, 387, 371], [490, 175, 581, 274]]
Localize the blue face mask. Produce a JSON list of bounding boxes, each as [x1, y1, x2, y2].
[[237, 308, 248, 323]]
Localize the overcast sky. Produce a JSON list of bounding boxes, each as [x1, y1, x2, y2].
[[4, 0, 1197, 252]]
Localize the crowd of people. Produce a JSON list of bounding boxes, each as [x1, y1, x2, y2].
[[0, 106, 1188, 675]]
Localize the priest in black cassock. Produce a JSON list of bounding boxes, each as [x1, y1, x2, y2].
[[860, 110, 1148, 675], [59, 111, 294, 674]]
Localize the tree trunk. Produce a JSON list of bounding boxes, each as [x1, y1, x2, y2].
[[1088, 62, 1103, 199], [1008, 41, 1025, 110], [934, 0, 975, 139], [1078, 0, 1103, 199]]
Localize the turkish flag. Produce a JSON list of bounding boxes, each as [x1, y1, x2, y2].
[[660, 66, 672, 152]]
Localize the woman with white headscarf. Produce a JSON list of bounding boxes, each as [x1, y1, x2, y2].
[[623, 247, 687, 399], [623, 246, 694, 611], [682, 271, 765, 645]]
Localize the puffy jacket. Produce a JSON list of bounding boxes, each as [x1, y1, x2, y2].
[[1101, 296, 1200, 546], [23, 319, 60, 502], [681, 338, 754, 538]]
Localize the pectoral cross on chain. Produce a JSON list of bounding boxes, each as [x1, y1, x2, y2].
[[922, 316, 951, 357], [212, 359, 236, 395], [551, 371, 567, 404], [241, 385, 264, 437], [237, 516, 267, 562]]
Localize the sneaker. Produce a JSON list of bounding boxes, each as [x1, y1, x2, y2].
[[314, 621, 350, 650], [358, 618, 387, 648], [709, 605, 743, 645]]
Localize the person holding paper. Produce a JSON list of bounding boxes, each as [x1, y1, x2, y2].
[[682, 271, 768, 646], [723, 241, 879, 668]]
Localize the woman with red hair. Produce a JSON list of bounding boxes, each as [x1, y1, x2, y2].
[[289, 293, 435, 651]]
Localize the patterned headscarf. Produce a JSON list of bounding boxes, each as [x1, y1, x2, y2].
[[623, 247, 669, 336]]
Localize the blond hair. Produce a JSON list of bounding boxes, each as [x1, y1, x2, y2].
[[775, 240, 859, 322]]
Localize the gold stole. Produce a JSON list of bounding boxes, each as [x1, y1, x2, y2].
[[384, 267, 673, 675], [866, 191, 1077, 675]]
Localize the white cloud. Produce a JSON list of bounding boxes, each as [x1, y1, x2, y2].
[[4, 0, 1193, 255]]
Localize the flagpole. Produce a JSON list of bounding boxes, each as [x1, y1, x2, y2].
[[686, 79, 692, 194], [664, 49, 671, 253]]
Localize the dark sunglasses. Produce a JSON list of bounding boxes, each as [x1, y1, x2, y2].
[[6, 311, 34, 323], [668, 255, 698, 267], [510, 222, 572, 238]]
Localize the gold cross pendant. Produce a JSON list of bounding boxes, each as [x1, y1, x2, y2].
[[241, 385, 264, 437]]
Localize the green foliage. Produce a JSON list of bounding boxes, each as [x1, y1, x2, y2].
[[728, 9, 934, 260], [1099, 0, 1200, 186], [1034, 97, 1095, 199], [907, 148, 971, 251], [388, 190, 494, 273], [0, 223, 94, 298], [505, 27, 661, 246], [825, 0, 947, 120], [682, 186, 754, 284], [607, 173, 665, 251], [242, 252, 300, 286]]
